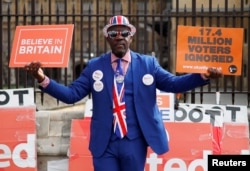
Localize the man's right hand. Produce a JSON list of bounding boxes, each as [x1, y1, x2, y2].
[[24, 61, 45, 83]]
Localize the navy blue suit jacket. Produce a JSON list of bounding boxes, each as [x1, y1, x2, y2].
[[41, 51, 209, 157]]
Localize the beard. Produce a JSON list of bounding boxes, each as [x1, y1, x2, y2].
[[112, 47, 128, 58], [114, 51, 125, 57]]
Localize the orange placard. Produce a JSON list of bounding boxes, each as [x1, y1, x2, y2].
[[176, 25, 243, 75], [9, 24, 74, 68]]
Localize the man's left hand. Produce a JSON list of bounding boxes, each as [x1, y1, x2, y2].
[[203, 67, 223, 79]]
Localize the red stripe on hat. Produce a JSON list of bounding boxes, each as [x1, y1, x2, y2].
[[117, 16, 123, 24]]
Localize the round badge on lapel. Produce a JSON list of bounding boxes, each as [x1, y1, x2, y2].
[[93, 80, 104, 92], [92, 70, 103, 81], [142, 74, 154, 85]]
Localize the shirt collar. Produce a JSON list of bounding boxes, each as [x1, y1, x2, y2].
[[111, 50, 131, 63]]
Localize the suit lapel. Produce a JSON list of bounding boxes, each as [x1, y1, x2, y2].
[[130, 52, 140, 96], [102, 53, 114, 101]]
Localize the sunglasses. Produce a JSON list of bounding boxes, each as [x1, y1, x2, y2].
[[107, 30, 131, 39]]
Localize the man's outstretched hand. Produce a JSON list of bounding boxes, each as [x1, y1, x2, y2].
[[203, 67, 223, 79], [24, 61, 45, 83]]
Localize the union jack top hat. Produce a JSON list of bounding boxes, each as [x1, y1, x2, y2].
[[103, 15, 136, 37]]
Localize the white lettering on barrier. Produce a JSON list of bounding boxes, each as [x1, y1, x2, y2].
[[0, 88, 34, 107], [0, 134, 36, 168], [174, 104, 248, 124], [146, 149, 249, 171], [146, 153, 163, 171], [146, 150, 211, 171], [174, 104, 224, 124]]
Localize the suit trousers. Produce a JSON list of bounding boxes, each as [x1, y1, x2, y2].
[[93, 135, 148, 171]]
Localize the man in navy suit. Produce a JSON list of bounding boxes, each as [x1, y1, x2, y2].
[[25, 15, 222, 171]]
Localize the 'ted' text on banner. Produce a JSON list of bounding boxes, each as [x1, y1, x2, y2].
[[9, 24, 74, 68], [176, 25, 243, 75], [0, 106, 37, 171]]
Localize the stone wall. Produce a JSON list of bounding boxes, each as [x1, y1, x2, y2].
[[35, 93, 86, 171]]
